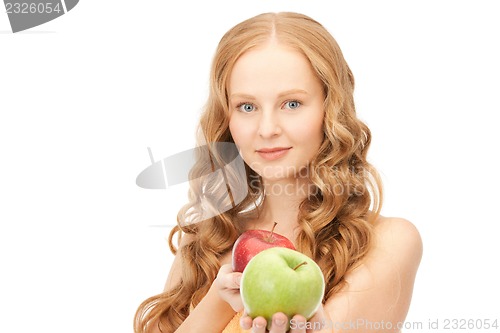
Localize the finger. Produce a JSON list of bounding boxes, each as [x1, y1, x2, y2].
[[218, 263, 233, 275], [226, 273, 241, 290], [289, 314, 307, 333], [269, 313, 288, 333], [251, 316, 267, 333], [239, 312, 253, 330], [216, 264, 242, 289]]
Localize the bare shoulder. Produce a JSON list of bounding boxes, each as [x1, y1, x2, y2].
[[372, 215, 423, 268], [373, 215, 420, 238], [324, 216, 423, 327], [343, 215, 423, 286]]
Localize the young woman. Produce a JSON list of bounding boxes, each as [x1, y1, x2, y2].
[[134, 12, 422, 333]]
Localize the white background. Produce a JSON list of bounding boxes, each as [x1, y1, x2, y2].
[[1, 1, 499, 332]]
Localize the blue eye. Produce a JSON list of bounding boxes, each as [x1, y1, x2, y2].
[[284, 100, 301, 109], [238, 103, 255, 113]]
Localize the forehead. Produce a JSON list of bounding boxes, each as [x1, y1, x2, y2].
[[228, 42, 320, 95]]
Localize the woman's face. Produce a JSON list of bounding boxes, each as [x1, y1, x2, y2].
[[228, 41, 325, 182]]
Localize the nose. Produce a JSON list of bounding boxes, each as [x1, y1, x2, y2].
[[257, 109, 282, 138]]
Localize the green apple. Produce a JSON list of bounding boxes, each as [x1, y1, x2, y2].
[[240, 247, 325, 330]]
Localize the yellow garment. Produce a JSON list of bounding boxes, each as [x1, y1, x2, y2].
[[222, 312, 250, 333]]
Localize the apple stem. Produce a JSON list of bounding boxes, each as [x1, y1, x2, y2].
[[270, 222, 277, 238], [293, 261, 308, 271], [264, 222, 278, 242]]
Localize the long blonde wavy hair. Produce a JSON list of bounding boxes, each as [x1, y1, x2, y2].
[[134, 11, 382, 333]]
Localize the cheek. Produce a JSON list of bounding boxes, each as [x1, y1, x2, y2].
[[291, 117, 324, 145], [311, 113, 325, 143], [229, 118, 248, 147]]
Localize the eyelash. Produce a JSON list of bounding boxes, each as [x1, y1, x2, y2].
[[284, 100, 301, 109], [236, 102, 256, 113], [235, 100, 302, 113]]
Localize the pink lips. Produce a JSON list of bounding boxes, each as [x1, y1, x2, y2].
[[256, 147, 292, 160]]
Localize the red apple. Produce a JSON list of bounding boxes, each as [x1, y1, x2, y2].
[[232, 222, 296, 272]]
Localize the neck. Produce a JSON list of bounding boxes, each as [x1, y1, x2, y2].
[[258, 176, 313, 227]]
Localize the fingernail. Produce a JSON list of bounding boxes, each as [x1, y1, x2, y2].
[[239, 318, 248, 328], [235, 275, 241, 285], [253, 321, 264, 328], [274, 318, 285, 326]]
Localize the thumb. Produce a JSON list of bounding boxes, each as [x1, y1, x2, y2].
[[227, 272, 242, 289], [234, 274, 242, 287], [217, 264, 242, 289]]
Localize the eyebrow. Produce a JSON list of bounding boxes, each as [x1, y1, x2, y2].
[[229, 89, 309, 100]]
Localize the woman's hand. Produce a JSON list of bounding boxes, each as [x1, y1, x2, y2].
[[239, 305, 333, 333], [214, 264, 244, 312]]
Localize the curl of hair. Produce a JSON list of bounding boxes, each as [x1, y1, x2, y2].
[[134, 12, 382, 332]]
